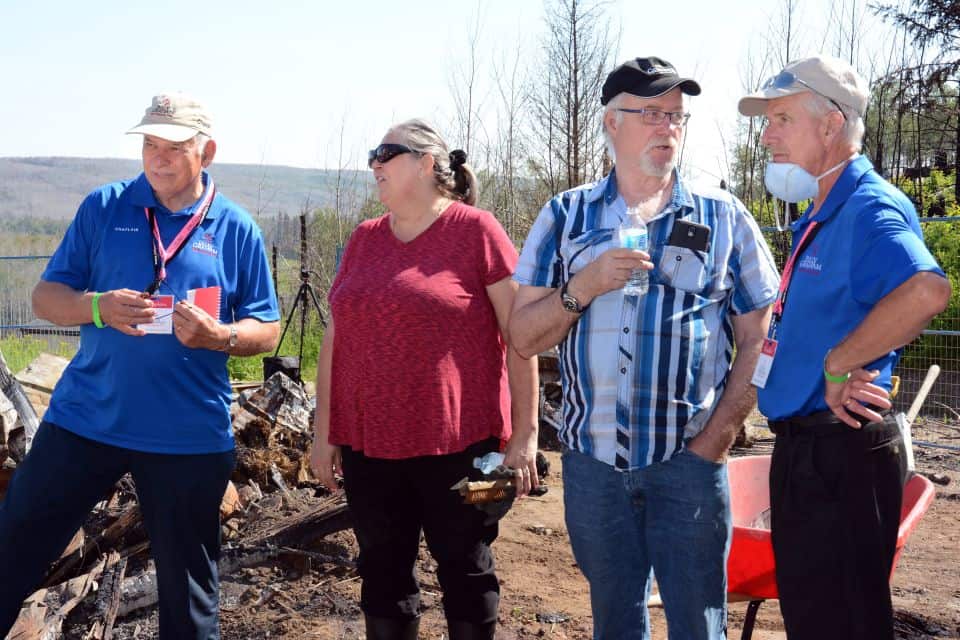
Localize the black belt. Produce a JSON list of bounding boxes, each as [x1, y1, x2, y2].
[[768, 410, 891, 437]]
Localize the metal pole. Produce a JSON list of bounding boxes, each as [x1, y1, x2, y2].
[[299, 214, 308, 365]]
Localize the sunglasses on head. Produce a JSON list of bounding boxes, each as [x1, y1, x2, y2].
[[368, 143, 418, 168], [762, 71, 848, 119]]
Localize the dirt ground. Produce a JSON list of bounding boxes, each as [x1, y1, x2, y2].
[[82, 414, 960, 640]]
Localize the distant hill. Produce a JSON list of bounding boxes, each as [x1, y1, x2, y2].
[[0, 157, 374, 220]]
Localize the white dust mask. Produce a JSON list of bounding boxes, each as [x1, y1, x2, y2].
[[764, 156, 852, 203]]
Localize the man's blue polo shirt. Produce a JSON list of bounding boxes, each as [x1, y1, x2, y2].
[[758, 155, 944, 421], [41, 172, 280, 454]]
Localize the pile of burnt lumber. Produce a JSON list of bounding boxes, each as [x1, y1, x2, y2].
[[0, 354, 350, 640]]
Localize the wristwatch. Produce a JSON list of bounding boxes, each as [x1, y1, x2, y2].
[[560, 281, 588, 314], [226, 325, 239, 351]]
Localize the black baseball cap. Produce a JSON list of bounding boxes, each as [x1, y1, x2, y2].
[[601, 56, 701, 105]]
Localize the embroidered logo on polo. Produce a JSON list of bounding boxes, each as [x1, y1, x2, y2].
[[192, 232, 218, 257], [113, 226, 140, 232], [798, 242, 823, 274]]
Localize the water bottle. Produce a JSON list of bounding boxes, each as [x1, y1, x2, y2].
[[473, 452, 505, 475], [618, 206, 649, 296]]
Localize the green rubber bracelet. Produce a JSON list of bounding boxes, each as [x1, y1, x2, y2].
[[823, 351, 850, 384], [92, 292, 105, 329]]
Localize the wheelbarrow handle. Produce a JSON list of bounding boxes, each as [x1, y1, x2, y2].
[[906, 364, 940, 424]]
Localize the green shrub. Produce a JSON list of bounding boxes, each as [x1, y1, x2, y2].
[[227, 319, 325, 382], [0, 336, 75, 374]]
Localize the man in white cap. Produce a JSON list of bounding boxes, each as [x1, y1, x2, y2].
[[511, 56, 779, 639], [739, 56, 950, 639], [0, 92, 280, 639]]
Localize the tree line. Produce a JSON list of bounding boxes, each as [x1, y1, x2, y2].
[[283, 0, 956, 296], [6, 0, 958, 373]]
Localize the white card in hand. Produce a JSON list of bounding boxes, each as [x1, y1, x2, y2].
[[138, 295, 174, 334]]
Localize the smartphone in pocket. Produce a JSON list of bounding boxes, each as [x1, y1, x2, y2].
[[667, 220, 711, 252]]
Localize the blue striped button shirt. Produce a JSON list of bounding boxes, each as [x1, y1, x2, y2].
[[515, 169, 780, 470]]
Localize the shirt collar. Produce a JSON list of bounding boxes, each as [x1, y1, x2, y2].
[[591, 166, 694, 220], [664, 168, 696, 217], [793, 154, 870, 230], [586, 167, 620, 204], [127, 171, 220, 219]]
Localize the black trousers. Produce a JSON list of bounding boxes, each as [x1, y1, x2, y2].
[[340, 438, 501, 624], [0, 422, 235, 640], [769, 412, 906, 640]]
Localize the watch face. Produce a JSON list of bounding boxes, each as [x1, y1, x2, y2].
[[561, 294, 581, 313]]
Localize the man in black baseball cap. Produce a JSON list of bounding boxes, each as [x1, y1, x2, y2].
[[510, 56, 779, 640], [601, 56, 701, 104]]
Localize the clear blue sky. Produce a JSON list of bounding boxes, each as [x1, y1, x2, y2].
[[0, 0, 888, 184]]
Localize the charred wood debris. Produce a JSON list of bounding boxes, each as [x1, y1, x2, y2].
[[0, 352, 558, 639], [0, 355, 354, 639]]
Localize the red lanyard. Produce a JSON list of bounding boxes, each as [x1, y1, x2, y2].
[[144, 178, 216, 295], [773, 221, 821, 319]]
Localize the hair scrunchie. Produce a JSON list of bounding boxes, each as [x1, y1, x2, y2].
[[449, 149, 467, 169]]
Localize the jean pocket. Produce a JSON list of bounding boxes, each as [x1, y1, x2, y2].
[[659, 245, 707, 292], [679, 448, 723, 469]]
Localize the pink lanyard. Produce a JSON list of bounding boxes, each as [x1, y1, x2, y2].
[[773, 221, 820, 319], [144, 178, 216, 295]]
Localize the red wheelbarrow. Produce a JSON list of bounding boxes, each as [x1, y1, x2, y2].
[[726, 454, 936, 640]]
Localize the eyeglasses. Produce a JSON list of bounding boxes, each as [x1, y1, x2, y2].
[[368, 143, 418, 168], [616, 108, 691, 126], [762, 71, 848, 120]]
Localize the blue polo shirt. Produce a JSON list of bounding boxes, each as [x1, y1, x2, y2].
[[42, 172, 280, 453], [757, 156, 943, 421]]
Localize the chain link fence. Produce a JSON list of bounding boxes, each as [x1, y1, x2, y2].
[[0, 256, 79, 353], [5, 217, 960, 416]]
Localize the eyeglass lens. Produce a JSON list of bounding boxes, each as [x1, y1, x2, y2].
[[618, 109, 689, 125]]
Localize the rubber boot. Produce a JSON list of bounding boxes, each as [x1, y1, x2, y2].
[[364, 614, 420, 640], [447, 619, 496, 640]]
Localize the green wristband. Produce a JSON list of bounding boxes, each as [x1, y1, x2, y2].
[[92, 292, 105, 329], [823, 351, 850, 384]]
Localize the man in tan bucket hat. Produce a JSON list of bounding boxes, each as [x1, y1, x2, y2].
[[740, 56, 950, 640], [0, 92, 280, 639]]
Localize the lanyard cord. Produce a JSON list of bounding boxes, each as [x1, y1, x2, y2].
[[144, 179, 216, 295], [772, 220, 823, 322]]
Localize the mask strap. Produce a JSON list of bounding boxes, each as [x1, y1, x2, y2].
[[816, 153, 858, 180], [774, 199, 789, 232]]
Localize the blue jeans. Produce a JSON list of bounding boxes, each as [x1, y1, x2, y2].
[[562, 448, 731, 640]]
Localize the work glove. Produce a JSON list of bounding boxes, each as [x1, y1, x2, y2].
[[475, 464, 517, 525]]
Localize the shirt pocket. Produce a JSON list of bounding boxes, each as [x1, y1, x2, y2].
[[659, 245, 708, 292]]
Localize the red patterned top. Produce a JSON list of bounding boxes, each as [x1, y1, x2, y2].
[[327, 202, 517, 458]]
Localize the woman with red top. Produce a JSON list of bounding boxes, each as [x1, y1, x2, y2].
[[310, 118, 539, 640]]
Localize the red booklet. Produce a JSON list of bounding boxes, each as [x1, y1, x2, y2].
[[187, 286, 222, 321]]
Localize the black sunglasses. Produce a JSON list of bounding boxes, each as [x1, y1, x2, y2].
[[368, 143, 418, 168]]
